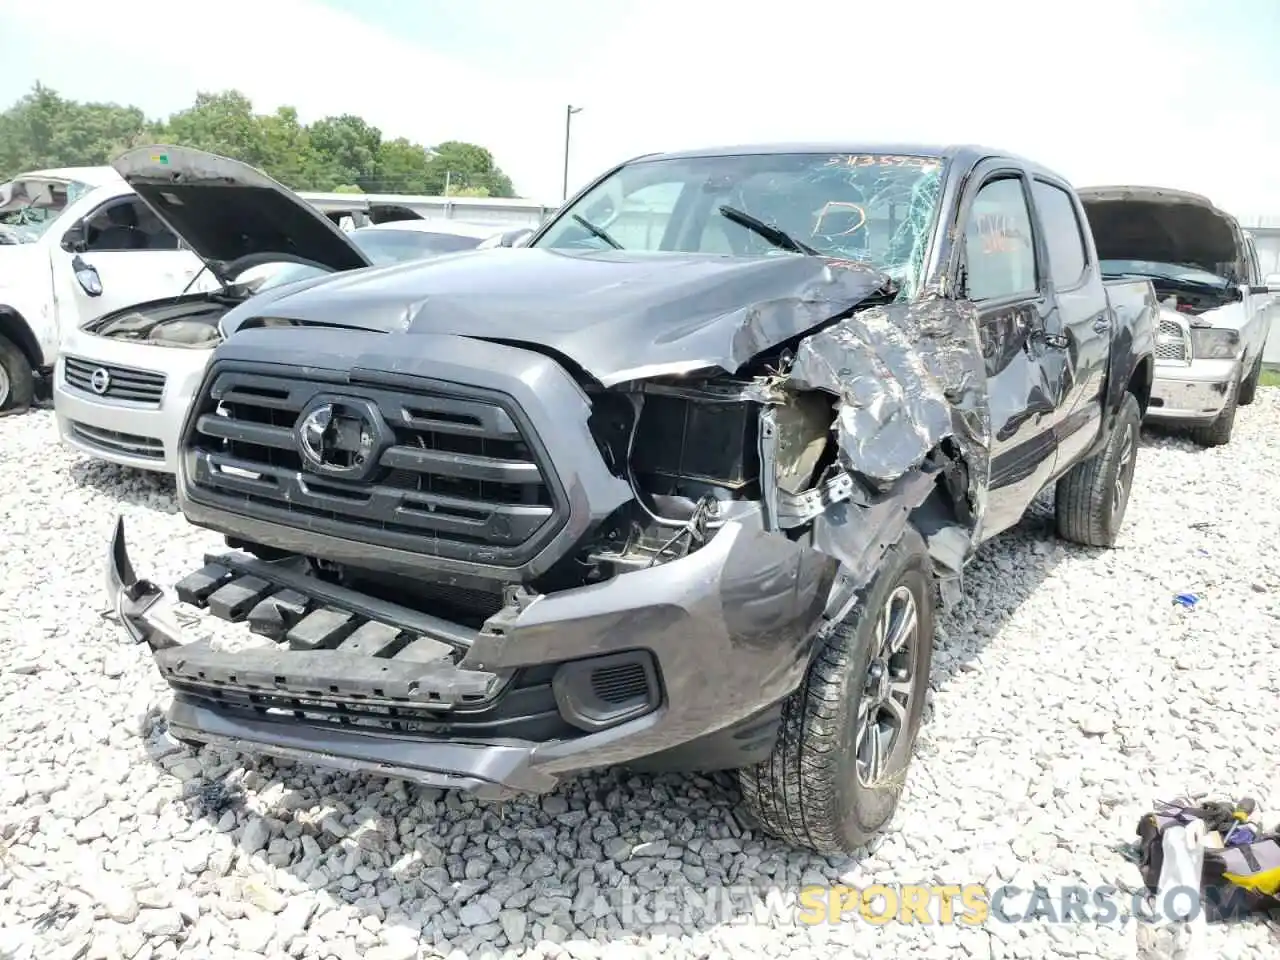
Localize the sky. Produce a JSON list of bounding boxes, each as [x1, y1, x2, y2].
[[1, 0, 1278, 214]]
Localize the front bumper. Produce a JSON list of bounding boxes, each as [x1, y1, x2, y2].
[[1146, 357, 1239, 424], [53, 331, 213, 474], [105, 509, 830, 796]]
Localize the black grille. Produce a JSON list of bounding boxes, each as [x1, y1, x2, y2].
[[170, 665, 579, 741], [64, 356, 166, 404], [186, 369, 565, 565], [590, 662, 652, 704]]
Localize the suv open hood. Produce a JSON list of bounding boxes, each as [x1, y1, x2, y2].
[[111, 145, 372, 285], [1078, 185, 1246, 283]]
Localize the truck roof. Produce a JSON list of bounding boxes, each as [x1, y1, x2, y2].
[[631, 142, 1070, 185]]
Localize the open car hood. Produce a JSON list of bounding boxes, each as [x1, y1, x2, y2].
[[1078, 185, 1246, 282], [111, 145, 373, 284]]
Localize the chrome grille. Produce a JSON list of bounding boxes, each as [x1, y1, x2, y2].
[[64, 356, 166, 405], [185, 369, 566, 566], [1154, 317, 1190, 364]]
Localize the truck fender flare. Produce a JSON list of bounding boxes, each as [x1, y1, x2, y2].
[[1089, 344, 1154, 463], [0, 305, 45, 373]]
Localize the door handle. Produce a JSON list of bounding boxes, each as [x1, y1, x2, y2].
[[1092, 316, 1110, 333]]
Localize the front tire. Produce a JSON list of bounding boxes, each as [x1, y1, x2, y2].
[[1237, 354, 1261, 407], [0, 335, 34, 415], [1055, 391, 1141, 547], [737, 525, 934, 855], [1187, 374, 1240, 448]]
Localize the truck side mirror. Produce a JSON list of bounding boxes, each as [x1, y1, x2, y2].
[[1263, 273, 1280, 295], [61, 220, 88, 254]]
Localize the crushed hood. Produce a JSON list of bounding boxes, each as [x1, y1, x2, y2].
[[1078, 185, 1246, 282], [111, 145, 372, 284], [220, 247, 893, 385]]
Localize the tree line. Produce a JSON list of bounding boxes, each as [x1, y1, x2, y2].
[[0, 83, 518, 198]]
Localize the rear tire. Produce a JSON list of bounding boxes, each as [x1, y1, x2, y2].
[[1237, 354, 1261, 406], [0, 335, 34, 415], [1187, 374, 1239, 448], [736, 525, 934, 855], [1055, 392, 1141, 547]]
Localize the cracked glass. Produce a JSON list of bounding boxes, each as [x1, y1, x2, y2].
[[536, 152, 945, 297]]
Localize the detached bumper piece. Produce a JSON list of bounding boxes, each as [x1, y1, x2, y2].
[[109, 517, 497, 705], [104, 516, 567, 798], [104, 519, 550, 798]]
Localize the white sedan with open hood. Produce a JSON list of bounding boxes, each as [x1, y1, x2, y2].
[[54, 146, 504, 473]]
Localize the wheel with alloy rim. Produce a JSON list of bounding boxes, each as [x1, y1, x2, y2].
[[855, 585, 919, 788], [737, 525, 934, 855], [1054, 391, 1142, 547], [1188, 373, 1240, 447], [0, 334, 34, 415]]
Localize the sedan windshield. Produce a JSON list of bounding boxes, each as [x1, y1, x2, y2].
[[351, 228, 485, 262], [247, 226, 486, 292], [533, 152, 946, 296]]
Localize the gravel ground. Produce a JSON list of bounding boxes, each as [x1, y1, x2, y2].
[[2, 397, 1279, 960]]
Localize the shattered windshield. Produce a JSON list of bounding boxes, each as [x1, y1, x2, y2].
[[534, 152, 945, 297], [0, 177, 93, 241]]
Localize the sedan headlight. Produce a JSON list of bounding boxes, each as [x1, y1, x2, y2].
[[1188, 327, 1239, 360]]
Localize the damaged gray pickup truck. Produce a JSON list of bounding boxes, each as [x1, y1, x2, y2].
[[107, 143, 1157, 855]]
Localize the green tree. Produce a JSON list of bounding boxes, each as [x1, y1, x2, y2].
[[154, 91, 268, 167], [369, 138, 433, 194], [258, 107, 327, 190], [0, 82, 521, 198], [308, 114, 382, 190], [0, 82, 148, 176], [424, 140, 514, 197]]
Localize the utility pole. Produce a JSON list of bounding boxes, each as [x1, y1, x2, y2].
[[562, 105, 582, 203], [443, 170, 451, 197]]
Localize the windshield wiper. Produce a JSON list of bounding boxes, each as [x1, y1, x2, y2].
[[572, 214, 622, 249], [718, 205, 820, 256]]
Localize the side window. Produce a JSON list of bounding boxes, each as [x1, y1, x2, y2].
[[1245, 236, 1261, 285], [963, 177, 1037, 301], [82, 196, 180, 252], [1032, 180, 1088, 288]]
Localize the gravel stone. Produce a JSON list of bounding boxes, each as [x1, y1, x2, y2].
[[4, 402, 1280, 960]]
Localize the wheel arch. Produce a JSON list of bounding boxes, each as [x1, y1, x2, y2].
[[0, 306, 45, 372]]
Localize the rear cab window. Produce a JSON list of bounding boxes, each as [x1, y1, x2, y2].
[[1032, 180, 1089, 289]]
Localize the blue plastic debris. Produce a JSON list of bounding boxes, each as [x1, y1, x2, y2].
[[1225, 824, 1257, 846], [1173, 592, 1199, 609]]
